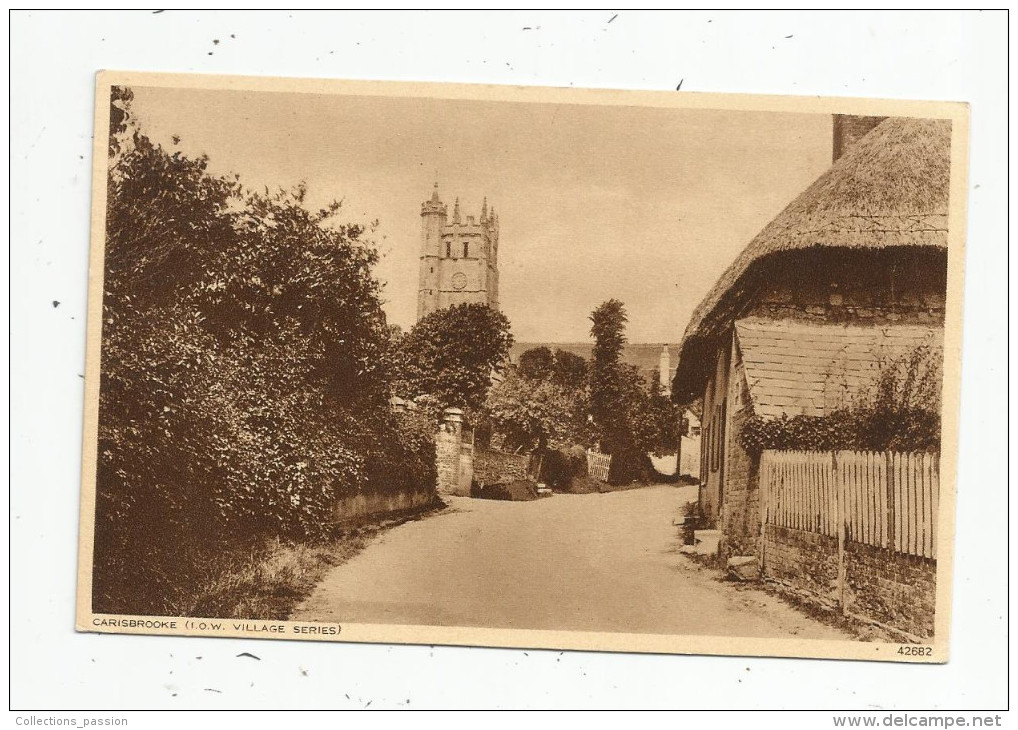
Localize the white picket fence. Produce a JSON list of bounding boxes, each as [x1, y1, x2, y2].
[[586, 448, 612, 483], [760, 450, 940, 559]]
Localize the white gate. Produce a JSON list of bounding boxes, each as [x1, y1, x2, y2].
[[586, 448, 612, 483]]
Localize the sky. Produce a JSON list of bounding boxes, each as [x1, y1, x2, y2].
[[128, 85, 832, 343]]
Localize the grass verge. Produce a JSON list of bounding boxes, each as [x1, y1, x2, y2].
[[164, 501, 445, 621]]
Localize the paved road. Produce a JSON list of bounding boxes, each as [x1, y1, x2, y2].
[[292, 485, 849, 639]]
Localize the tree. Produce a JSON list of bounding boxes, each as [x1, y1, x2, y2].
[[398, 303, 513, 411], [589, 299, 628, 447], [518, 346, 555, 381], [484, 347, 591, 455], [647, 370, 681, 457], [518, 346, 588, 388], [485, 369, 590, 452], [551, 349, 588, 389], [108, 86, 134, 158], [587, 299, 670, 483]]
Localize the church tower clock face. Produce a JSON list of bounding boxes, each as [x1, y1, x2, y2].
[[451, 272, 467, 290]]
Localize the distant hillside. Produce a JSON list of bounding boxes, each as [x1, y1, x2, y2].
[[510, 342, 678, 384]]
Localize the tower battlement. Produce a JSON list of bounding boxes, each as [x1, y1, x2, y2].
[[417, 185, 500, 320]]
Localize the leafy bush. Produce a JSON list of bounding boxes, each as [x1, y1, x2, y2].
[[471, 480, 539, 502], [538, 446, 588, 491], [739, 412, 855, 454], [385, 409, 439, 497]]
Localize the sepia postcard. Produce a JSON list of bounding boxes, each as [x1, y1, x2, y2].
[[77, 71, 969, 663]]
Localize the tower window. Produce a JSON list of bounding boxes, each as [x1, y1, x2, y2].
[[464, 242, 469, 258], [445, 242, 451, 258]]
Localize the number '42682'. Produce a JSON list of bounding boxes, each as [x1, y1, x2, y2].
[[897, 646, 932, 656]]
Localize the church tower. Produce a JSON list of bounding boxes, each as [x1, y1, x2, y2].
[[417, 184, 500, 321]]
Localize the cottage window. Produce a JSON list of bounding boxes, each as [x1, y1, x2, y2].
[[707, 417, 716, 473], [711, 405, 722, 472], [701, 419, 709, 482], [708, 415, 716, 472]]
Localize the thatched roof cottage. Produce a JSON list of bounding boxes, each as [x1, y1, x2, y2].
[[671, 115, 951, 557]]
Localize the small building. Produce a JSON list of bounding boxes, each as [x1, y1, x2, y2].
[[683, 409, 701, 438], [671, 115, 951, 556], [678, 407, 701, 480]]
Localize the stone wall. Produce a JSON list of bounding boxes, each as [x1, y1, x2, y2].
[[473, 448, 531, 486], [435, 424, 462, 494], [762, 524, 937, 639], [844, 541, 937, 639], [333, 487, 438, 524], [763, 525, 841, 607], [435, 407, 473, 497]]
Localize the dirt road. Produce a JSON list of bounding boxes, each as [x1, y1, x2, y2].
[[291, 485, 849, 639]]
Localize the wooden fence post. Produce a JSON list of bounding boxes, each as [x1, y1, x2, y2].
[[885, 451, 896, 553], [834, 450, 846, 613], [759, 451, 769, 572]]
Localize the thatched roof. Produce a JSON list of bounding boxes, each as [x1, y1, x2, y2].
[[672, 116, 951, 403]]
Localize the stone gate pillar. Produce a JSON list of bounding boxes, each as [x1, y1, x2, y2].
[[436, 407, 472, 496]]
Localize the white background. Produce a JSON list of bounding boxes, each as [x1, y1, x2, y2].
[[8, 9, 1009, 711]]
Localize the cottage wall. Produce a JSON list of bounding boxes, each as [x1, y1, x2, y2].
[[718, 340, 761, 557], [697, 342, 730, 525], [751, 248, 946, 327]]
